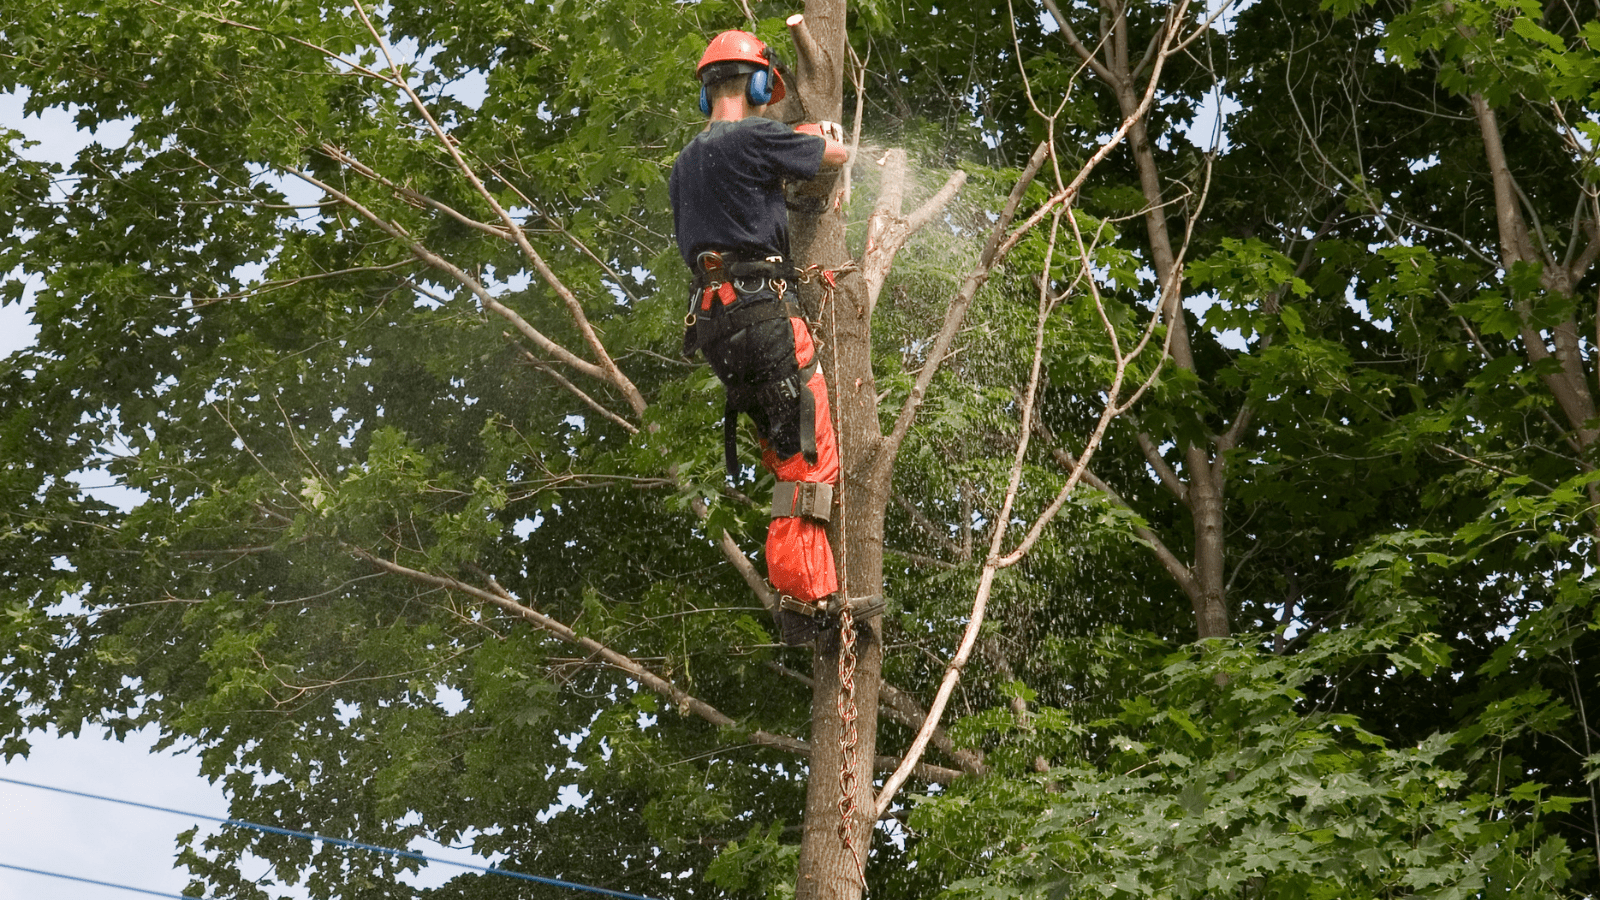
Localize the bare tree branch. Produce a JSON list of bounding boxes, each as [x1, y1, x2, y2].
[[879, 682, 988, 774], [870, 140, 1050, 483], [875, 7, 1197, 811], [513, 344, 640, 435], [690, 497, 780, 617], [1136, 431, 1189, 505], [319, 142, 513, 241], [348, 545, 962, 781], [859, 149, 968, 315], [282, 167, 612, 387], [350, 0, 645, 416], [1038, 421, 1199, 597], [769, 663, 987, 775], [875, 207, 1070, 815], [1040, 0, 1117, 84]]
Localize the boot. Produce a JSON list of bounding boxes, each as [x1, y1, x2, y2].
[[819, 594, 885, 622], [773, 595, 884, 646], [775, 608, 825, 646]]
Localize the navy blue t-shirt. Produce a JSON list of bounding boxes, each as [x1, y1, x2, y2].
[[670, 117, 826, 269]]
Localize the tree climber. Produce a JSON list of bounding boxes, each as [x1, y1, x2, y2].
[[671, 30, 878, 645]]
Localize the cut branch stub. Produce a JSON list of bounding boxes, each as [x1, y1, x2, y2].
[[786, 14, 825, 123], [860, 149, 967, 315]]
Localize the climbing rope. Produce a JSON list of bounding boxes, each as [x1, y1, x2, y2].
[[801, 259, 868, 887], [796, 262, 859, 327]]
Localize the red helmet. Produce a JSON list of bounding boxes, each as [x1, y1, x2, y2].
[[696, 30, 786, 104]]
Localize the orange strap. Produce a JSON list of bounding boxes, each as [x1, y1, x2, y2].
[[700, 281, 737, 311]]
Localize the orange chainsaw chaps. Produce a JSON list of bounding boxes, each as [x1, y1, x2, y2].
[[761, 319, 839, 604], [766, 516, 837, 602]]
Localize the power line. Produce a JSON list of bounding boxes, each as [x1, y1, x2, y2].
[[0, 775, 664, 900], [0, 860, 207, 899]]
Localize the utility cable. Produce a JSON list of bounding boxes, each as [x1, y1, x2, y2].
[[0, 860, 207, 899], [0, 775, 663, 900]]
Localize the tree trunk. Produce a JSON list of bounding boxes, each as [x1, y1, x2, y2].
[[1471, 93, 1600, 450], [1469, 91, 1600, 560], [786, 3, 887, 898], [1115, 24, 1231, 641]]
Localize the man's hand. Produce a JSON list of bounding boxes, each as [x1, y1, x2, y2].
[[796, 121, 849, 168], [795, 121, 842, 141]]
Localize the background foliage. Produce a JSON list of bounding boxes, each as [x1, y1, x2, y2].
[[1, 0, 1596, 897]]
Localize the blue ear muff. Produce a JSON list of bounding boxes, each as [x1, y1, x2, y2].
[[746, 68, 772, 106], [699, 84, 711, 116]]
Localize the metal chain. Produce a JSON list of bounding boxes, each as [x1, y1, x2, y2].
[[805, 260, 868, 888], [837, 602, 865, 885]]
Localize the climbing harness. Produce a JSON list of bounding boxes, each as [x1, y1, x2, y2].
[[683, 251, 802, 355], [684, 250, 819, 480]]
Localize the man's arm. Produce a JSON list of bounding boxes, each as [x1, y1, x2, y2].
[[795, 121, 848, 168]]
